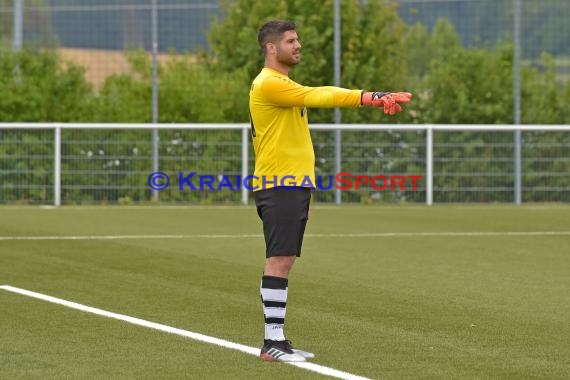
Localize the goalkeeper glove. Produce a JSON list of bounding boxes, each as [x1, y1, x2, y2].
[[361, 91, 413, 115]]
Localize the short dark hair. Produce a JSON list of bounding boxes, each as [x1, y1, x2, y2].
[[258, 20, 297, 54]]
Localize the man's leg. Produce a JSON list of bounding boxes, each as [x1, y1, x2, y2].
[[260, 255, 314, 361], [265, 255, 296, 277], [260, 256, 295, 342], [255, 188, 313, 362]]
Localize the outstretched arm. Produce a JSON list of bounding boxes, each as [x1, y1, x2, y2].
[[260, 75, 412, 114], [260, 75, 362, 108]]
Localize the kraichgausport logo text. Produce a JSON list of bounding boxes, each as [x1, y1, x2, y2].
[[148, 172, 422, 191]]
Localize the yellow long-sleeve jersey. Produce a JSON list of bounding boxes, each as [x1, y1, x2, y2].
[[249, 67, 362, 191]]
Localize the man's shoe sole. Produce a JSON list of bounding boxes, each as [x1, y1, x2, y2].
[[260, 352, 306, 362]]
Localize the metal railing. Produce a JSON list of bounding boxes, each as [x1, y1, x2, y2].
[[1, 123, 569, 206]]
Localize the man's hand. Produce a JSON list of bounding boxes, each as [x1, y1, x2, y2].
[[361, 91, 413, 115]]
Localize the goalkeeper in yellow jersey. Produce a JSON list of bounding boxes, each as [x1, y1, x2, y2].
[[250, 20, 412, 362]]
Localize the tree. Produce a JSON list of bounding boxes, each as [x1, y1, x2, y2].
[[208, 0, 409, 123], [0, 47, 96, 203], [0, 48, 94, 121], [159, 55, 249, 123], [521, 53, 566, 124]]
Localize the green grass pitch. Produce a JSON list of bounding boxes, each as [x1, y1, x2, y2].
[[1, 205, 569, 379]]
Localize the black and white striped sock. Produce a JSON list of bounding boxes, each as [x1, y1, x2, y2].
[[260, 275, 288, 342]]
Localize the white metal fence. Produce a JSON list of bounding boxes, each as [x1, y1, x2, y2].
[[1, 123, 569, 206]]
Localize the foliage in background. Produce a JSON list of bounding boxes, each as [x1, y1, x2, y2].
[[0, 1, 568, 124], [159, 55, 249, 123], [0, 48, 94, 122]]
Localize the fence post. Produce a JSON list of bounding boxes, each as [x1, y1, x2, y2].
[[54, 125, 61, 206], [151, 0, 159, 202], [333, 0, 342, 205], [13, 0, 23, 51], [241, 125, 249, 205], [514, 128, 522, 204], [513, 0, 522, 205], [426, 126, 433, 206]]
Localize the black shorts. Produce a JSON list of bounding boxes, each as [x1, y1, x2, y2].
[[254, 187, 311, 258]]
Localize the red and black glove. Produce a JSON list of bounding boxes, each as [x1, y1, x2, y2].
[[361, 91, 412, 115]]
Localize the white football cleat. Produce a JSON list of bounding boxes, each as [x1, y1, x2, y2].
[[292, 348, 315, 359], [260, 340, 307, 362]]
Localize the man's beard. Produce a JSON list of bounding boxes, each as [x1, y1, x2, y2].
[[276, 49, 300, 67]]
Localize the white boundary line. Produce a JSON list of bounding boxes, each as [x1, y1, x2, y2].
[[1, 231, 570, 241], [0, 285, 371, 380]]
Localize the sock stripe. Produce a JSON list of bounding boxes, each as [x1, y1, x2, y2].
[[263, 300, 286, 308], [261, 275, 288, 289], [264, 307, 286, 319], [260, 288, 287, 302]]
